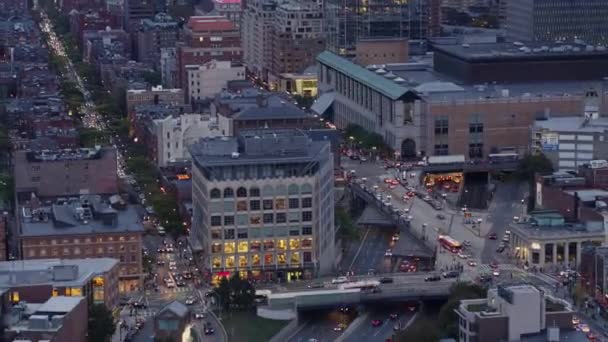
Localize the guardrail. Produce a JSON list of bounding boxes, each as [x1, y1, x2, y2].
[[349, 183, 435, 255]]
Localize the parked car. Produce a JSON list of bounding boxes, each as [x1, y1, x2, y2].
[[307, 282, 324, 289], [379, 277, 394, 284], [332, 276, 349, 284], [442, 271, 459, 278]]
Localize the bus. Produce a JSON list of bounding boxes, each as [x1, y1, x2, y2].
[[438, 235, 462, 253], [488, 153, 519, 164], [339, 280, 381, 292]]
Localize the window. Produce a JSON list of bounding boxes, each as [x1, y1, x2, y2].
[[250, 187, 260, 197], [131, 254, 137, 262], [302, 198, 312, 208], [224, 215, 235, 225], [210, 188, 221, 198], [302, 238, 312, 248], [223, 188, 234, 198], [469, 143, 483, 159], [301, 184, 312, 194], [224, 229, 235, 240], [236, 187, 247, 197], [263, 213, 274, 224], [276, 213, 287, 223], [469, 123, 483, 134], [235, 200, 247, 211], [302, 226, 312, 235], [250, 215, 261, 225], [275, 198, 286, 210], [289, 198, 299, 209], [434, 144, 449, 156], [211, 229, 221, 239], [302, 211, 312, 222], [211, 216, 222, 226], [250, 200, 260, 210], [237, 229, 248, 239], [434, 116, 448, 135], [263, 199, 273, 210], [288, 184, 299, 195], [212, 243, 222, 253], [238, 241, 248, 253]]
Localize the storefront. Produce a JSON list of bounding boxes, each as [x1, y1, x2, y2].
[[424, 172, 462, 189]]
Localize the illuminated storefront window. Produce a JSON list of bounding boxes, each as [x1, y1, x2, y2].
[[65, 288, 71, 296], [52, 288, 59, 297], [238, 241, 249, 253], [291, 252, 300, 265], [70, 287, 82, 296], [277, 239, 287, 251], [252, 254, 261, 266], [264, 254, 274, 265], [263, 240, 275, 251], [92, 276, 104, 287], [277, 253, 286, 265], [239, 270, 248, 279], [239, 255, 248, 267], [224, 242, 236, 253], [11, 291, 19, 303], [226, 256, 235, 268], [93, 287, 104, 303], [212, 257, 221, 268], [302, 238, 312, 249], [212, 271, 231, 285], [289, 238, 300, 250]]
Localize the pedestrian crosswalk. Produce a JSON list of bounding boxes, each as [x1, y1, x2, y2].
[[158, 286, 192, 295]]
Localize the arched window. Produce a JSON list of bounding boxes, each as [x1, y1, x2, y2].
[[262, 185, 274, 197], [249, 187, 260, 197], [288, 184, 300, 195], [236, 187, 247, 197], [301, 184, 313, 194], [275, 184, 287, 196], [210, 188, 221, 199], [223, 188, 234, 198]]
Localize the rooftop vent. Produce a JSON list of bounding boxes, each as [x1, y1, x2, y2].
[[384, 72, 396, 79], [375, 68, 386, 75]]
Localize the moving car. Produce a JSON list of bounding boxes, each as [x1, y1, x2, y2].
[[436, 214, 446, 220], [442, 271, 459, 278], [488, 233, 497, 240], [468, 261, 478, 267], [385, 249, 393, 257], [194, 311, 206, 319], [425, 275, 441, 282], [379, 277, 394, 284], [391, 234, 400, 241], [332, 276, 349, 284], [389, 313, 398, 320], [307, 282, 324, 289], [333, 323, 347, 332], [185, 296, 197, 305], [204, 322, 215, 335], [371, 319, 383, 327]]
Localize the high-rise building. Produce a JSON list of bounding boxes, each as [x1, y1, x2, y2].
[[243, 0, 325, 83], [177, 16, 242, 94], [242, 0, 276, 81], [506, 0, 608, 45], [136, 13, 180, 68], [324, 0, 429, 56], [190, 129, 336, 282]]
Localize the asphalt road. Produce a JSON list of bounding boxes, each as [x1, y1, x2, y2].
[[288, 309, 357, 342], [480, 181, 526, 263], [340, 226, 394, 275], [346, 310, 416, 342]]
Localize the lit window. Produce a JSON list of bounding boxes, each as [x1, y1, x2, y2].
[[238, 255, 248, 267], [289, 238, 300, 250], [238, 241, 248, 253], [264, 253, 274, 265], [224, 242, 236, 253], [225, 256, 235, 268], [251, 254, 261, 266], [70, 287, 83, 296], [277, 239, 287, 251], [277, 253, 287, 265], [92, 276, 104, 287], [65, 288, 72, 296], [11, 291, 19, 303], [291, 252, 300, 265], [212, 257, 221, 268], [52, 288, 59, 297]]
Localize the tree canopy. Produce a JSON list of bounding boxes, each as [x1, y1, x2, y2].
[[88, 304, 115, 342], [214, 274, 255, 311], [396, 317, 440, 342], [437, 283, 487, 338]]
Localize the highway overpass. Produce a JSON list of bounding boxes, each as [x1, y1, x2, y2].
[[348, 182, 435, 258], [262, 280, 453, 312]]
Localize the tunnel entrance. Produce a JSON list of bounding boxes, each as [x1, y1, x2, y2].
[[458, 172, 489, 209]]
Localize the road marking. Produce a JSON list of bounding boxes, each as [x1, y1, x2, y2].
[[373, 319, 390, 336], [349, 227, 371, 271]]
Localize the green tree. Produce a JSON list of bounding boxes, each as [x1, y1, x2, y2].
[[516, 153, 553, 211], [395, 317, 440, 342], [143, 71, 162, 87], [88, 304, 116, 342], [294, 94, 315, 110], [213, 274, 255, 311], [79, 128, 109, 147], [335, 207, 359, 242]]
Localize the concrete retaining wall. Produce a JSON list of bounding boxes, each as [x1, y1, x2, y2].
[[257, 306, 297, 320], [269, 319, 299, 342]]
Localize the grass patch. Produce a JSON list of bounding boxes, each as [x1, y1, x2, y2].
[[466, 303, 488, 312], [218, 310, 288, 342]]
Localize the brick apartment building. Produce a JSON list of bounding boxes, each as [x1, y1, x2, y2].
[[17, 195, 144, 293], [126, 86, 185, 113], [177, 16, 242, 93], [14, 147, 118, 200]]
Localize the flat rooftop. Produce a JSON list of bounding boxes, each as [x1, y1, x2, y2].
[[534, 117, 608, 133], [19, 194, 143, 237], [0, 258, 118, 288], [191, 129, 329, 167], [434, 41, 608, 62], [36, 296, 84, 313], [24, 146, 109, 162]]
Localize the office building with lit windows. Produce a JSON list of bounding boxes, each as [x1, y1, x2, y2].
[[190, 129, 336, 282], [0, 258, 120, 309]]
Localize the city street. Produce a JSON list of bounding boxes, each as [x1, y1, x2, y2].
[[346, 310, 416, 342]]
